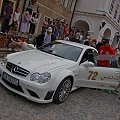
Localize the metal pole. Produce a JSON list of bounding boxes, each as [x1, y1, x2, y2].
[[69, 0, 78, 29]]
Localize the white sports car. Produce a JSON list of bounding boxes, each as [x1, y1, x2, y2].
[[0, 40, 120, 104]]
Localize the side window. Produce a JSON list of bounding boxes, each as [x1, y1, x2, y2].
[[80, 49, 97, 65], [87, 49, 96, 64], [92, 50, 98, 66], [80, 50, 88, 64]]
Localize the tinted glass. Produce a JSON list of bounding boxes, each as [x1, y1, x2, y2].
[[38, 42, 83, 62]]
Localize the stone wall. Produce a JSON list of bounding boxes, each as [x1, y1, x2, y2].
[[36, 0, 72, 34], [18, 0, 72, 34]]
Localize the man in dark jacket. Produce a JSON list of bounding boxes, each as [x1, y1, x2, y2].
[[36, 27, 55, 49], [1, 1, 13, 33]]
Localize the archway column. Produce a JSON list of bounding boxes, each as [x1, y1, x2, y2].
[[0, 0, 3, 15]]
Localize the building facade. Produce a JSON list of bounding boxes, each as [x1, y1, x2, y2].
[[0, 0, 22, 28], [0, 0, 76, 34], [0, 0, 18, 15], [72, 0, 120, 48], [30, 0, 76, 34]]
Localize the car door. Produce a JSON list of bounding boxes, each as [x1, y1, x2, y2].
[[75, 49, 120, 90]]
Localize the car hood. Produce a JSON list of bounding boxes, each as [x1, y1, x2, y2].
[[7, 50, 74, 72]]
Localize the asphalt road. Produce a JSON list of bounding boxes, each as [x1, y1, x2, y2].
[[0, 84, 120, 120]]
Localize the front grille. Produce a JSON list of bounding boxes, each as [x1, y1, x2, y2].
[[2, 78, 24, 93], [6, 62, 30, 77]]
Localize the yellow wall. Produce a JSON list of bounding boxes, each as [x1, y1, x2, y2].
[[9, 0, 17, 12]]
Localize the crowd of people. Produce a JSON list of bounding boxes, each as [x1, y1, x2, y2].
[[0, 1, 120, 68], [41, 17, 69, 39], [0, 1, 39, 36], [36, 24, 97, 49], [0, 1, 95, 47]]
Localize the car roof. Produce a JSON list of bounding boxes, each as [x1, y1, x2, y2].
[[56, 40, 97, 51]]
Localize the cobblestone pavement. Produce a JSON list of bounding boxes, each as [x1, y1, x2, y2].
[[0, 84, 120, 120]]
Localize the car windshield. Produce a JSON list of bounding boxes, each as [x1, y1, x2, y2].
[[38, 41, 83, 62]]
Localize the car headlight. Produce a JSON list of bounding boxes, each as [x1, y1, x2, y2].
[[1, 57, 7, 66], [30, 72, 51, 84]]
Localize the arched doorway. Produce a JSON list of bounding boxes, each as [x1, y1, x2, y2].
[[0, 0, 17, 25], [102, 28, 111, 39], [73, 20, 89, 34]]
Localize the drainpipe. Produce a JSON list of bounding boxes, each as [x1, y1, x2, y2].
[[69, 0, 78, 29], [15, 0, 20, 10], [22, 0, 27, 14]]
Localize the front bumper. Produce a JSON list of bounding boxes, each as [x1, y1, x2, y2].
[[0, 65, 55, 103]]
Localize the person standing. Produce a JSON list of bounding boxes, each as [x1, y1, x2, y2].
[[29, 13, 38, 34], [1, 1, 13, 33], [43, 27, 54, 45], [70, 32, 82, 43], [20, 11, 30, 36], [64, 23, 69, 38], [59, 21, 64, 39], [53, 20, 59, 39], [36, 27, 55, 48], [98, 39, 116, 67], [42, 17, 49, 33], [67, 29, 73, 40], [13, 8, 20, 30], [10, 8, 20, 32]]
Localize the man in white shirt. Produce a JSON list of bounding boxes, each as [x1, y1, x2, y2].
[[36, 27, 55, 48], [9, 8, 20, 32]]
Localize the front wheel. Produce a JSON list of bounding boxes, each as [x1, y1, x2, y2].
[[53, 78, 72, 104]]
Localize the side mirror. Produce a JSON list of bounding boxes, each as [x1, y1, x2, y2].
[[80, 61, 94, 67]]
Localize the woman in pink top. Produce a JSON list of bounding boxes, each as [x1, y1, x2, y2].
[[20, 11, 30, 35], [42, 17, 49, 33]]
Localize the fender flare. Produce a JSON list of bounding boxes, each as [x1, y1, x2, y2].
[[53, 69, 75, 91]]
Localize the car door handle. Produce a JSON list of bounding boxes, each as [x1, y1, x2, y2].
[[115, 71, 120, 74]]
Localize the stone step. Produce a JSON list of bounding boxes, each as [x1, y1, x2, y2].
[[0, 48, 14, 58], [0, 37, 7, 47]]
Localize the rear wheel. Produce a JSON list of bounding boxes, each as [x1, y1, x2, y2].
[[53, 78, 72, 104]]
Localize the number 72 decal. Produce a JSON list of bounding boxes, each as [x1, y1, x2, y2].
[[88, 71, 98, 80]]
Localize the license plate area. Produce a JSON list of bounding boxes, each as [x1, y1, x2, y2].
[[2, 72, 19, 86]]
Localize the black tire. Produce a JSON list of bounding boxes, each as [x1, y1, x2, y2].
[[53, 77, 72, 104]]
